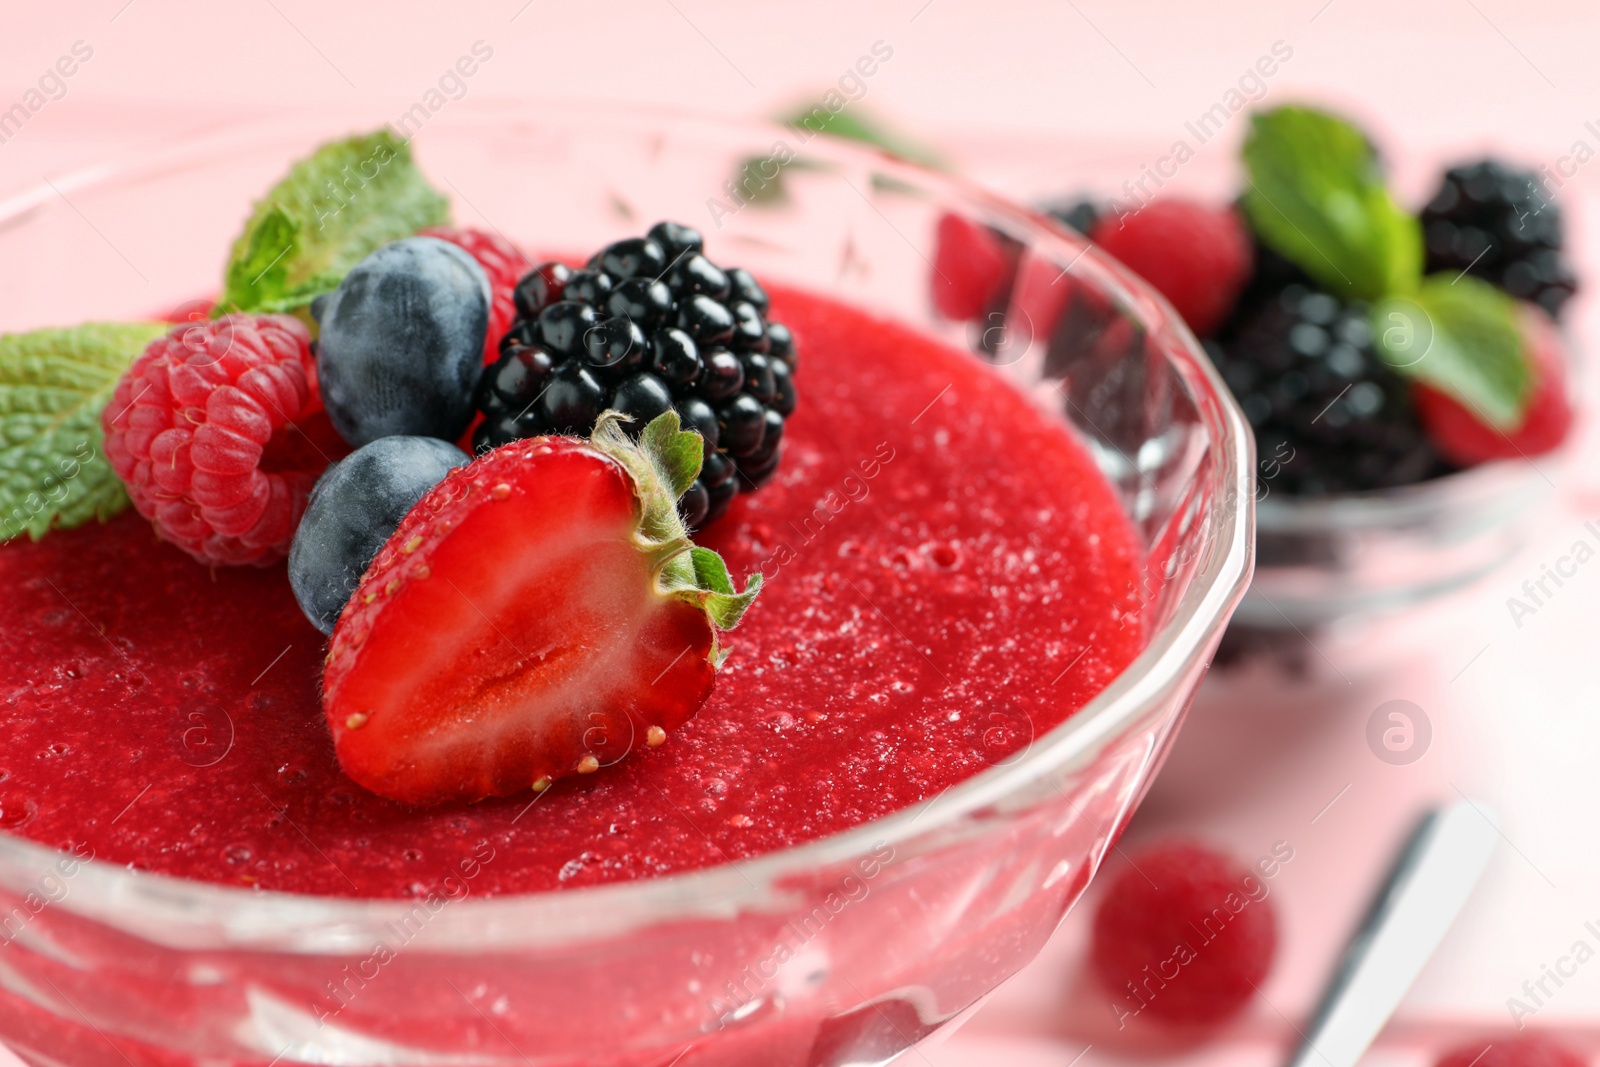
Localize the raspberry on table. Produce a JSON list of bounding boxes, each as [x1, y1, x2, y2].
[[1421, 159, 1577, 320], [474, 220, 796, 528], [102, 314, 332, 566], [421, 226, 532, 361], [1089, 840, 1278, 1027], [1088, 199, 1254, 338], [1435, 1033, 1588, 1067]]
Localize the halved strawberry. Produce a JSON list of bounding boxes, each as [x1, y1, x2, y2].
[[322, 412, 761, 806]]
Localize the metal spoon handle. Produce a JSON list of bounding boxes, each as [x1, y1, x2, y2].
[[1286, 800, 1498, 1067]]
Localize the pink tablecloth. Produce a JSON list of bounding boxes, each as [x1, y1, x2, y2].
[[5, 2, 1600, 1061]]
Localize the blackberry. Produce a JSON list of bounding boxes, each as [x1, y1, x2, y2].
[[473, 221, 797, 527], [1216, 236, 1313, 340], [1209, 284, 1454, 496], [1044, 196, 1103, 237], [1421, 159, 1576, 319]]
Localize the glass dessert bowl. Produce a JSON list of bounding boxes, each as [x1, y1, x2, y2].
[[0, 104, 1252, 1066]]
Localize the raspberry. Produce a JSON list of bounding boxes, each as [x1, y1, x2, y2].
[[421, 226, 532, 362], [931, 212, 1011, 322], [1414, 305, 1573, 466], [1435, 1033, 1587, 1067], [1089, 200, 1253, 337], [102, 314, 328, 567], [1089, 840, 1278, 1027]]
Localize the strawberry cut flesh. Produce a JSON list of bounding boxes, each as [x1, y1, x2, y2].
[[324, 432, 736, 807]]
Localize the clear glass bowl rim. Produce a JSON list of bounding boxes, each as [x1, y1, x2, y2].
[[0, 101, 1255, 950]]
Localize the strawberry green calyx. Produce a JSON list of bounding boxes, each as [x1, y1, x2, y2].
[[591, 410, 762, 648]]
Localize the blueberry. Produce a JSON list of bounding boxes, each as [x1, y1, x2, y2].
[[316, 237, 490, 446], [288, 436, 470, 634]]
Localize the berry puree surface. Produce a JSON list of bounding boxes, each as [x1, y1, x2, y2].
[[0, 287, 1145, 898]]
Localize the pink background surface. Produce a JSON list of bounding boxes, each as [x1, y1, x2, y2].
[[6, 1, 1600, 1063]]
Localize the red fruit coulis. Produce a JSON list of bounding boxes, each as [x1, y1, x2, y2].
[[0, 288, 1145, 898]]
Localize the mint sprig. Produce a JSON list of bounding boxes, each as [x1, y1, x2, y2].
[[783, 104, 945, 169], [1241, 106, 1422, 302], [216, 129, 450, 316], [0, 322, 168, 541], [1239, 104, 1537, 427], [1374, 275, 1530, 429]]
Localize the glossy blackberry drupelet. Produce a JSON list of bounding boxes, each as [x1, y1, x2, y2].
[[473, 221, 797, 528], [1421, 159, 1577, 320], [1216, 237, 1315, 340], [1208, 284, 1454, 496]]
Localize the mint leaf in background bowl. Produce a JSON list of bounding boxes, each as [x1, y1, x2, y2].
[[1241, 105, 1422, 302], [1374, 274, 1531, 431]]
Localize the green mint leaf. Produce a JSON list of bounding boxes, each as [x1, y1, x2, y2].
[[1241, 106, 1422, 301], [781, 103, 945, 169], [1373, 274, 1530, 429], [217, 129, 450, 315], [1, 321, 168, 541]]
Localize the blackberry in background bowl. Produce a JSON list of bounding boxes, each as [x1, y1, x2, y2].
[[954, 120, 1579, 642]]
